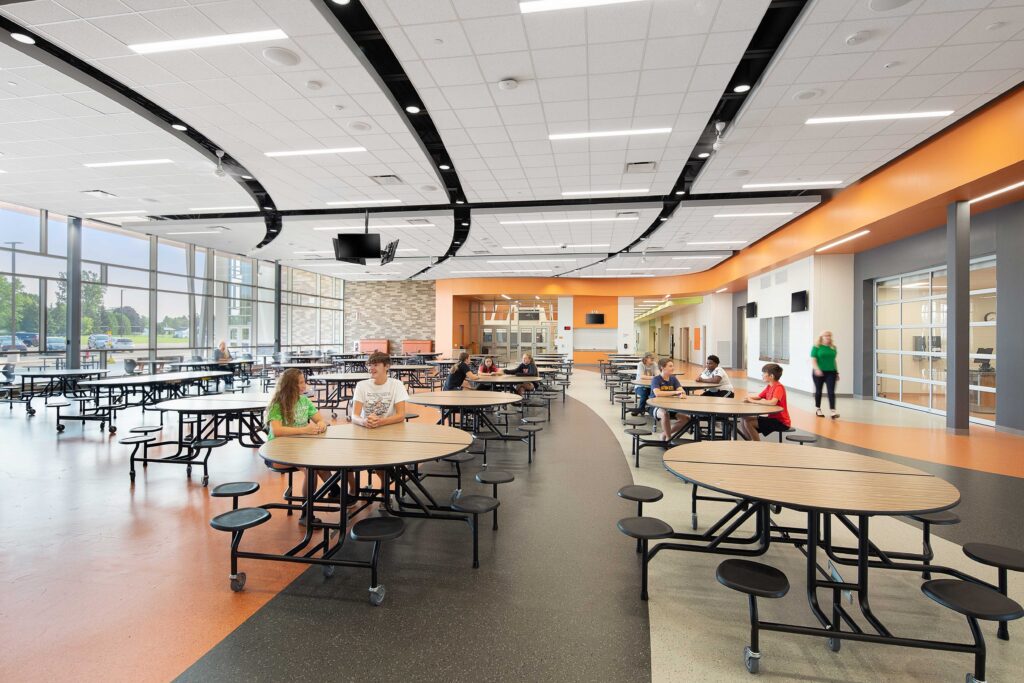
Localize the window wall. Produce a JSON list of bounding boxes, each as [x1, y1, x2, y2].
[[0, 199, 344, 368], [873, 256, 996, 424]]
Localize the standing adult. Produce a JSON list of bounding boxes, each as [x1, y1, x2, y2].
[[811, 330, 839, 419]]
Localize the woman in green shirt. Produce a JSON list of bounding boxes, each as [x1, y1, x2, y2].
[[811, 330, 839, 419], [266, 369, 328, 525]]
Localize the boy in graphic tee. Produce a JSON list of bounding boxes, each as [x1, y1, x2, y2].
[[353, 351, 409, 428]]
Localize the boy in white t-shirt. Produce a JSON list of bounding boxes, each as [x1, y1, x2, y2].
[[352, 351, 409, 428], [696, 354, 734, 398]]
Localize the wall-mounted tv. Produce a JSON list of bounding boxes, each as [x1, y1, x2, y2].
[[585, 313, 605, 324], [745, 302, 758, 319], [333, 233, 381, 265], [791, 290, 809, 312]]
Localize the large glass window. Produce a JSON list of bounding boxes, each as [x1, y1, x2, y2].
[[873, 256, 996, 424]]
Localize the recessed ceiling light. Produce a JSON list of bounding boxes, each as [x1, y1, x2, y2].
[[188, 205, 257, 211], [715, 287, 728, 293], [438, 164, 451, 170], [456, 200, 465, 204], [166, 230, 223, 235], [405, 105, 421, 114], [968, 180, 1024, 205], [743, 180, 842, 189], [687, 240, 747, 245], [312, 223, 436, 231], [549, 127, 671, 141], [733, 84, 751, 93], [561, 188, 648, 196], [816, 230, 870, 252], [503, 243, 609, 249], [325, 198, 401, 206], [486, 259, 578, 263], [520, 0, 645, 14], [606, 267, 690, 271], [129, 29, 288, 54], [265, 146, 365, 157], [83, 158, 173, 168], [461, 221, 469, 226], [580, 273, 655, 278], [171, 123, 188, 132], [262, 206, 274, 210], [713, 212, 793, 218], [86, 210, 147, 215], [332, 0, 352, 5], [675, 190, 685, 195], [452, 269, 552, 274], [10, 33, 35, 45], [806, 111, 953, 125], [697, 152, 710, 159], [241, 175, 253, 180], [498, 217, 636, 225]]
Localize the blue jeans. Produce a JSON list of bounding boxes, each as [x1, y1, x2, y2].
[[635, 386, 651, 412]]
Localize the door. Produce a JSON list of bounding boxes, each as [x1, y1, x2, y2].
[[700, 324, 707, 365], [659, 323, 670, 356], [681, 327, 690, 366], [735, 306, 747, 370]]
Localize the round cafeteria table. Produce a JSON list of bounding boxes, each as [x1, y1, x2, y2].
[[647, 395, 781, 441], [273, 362, 332, 376], [408, 390, 523, 449], [471, 375, 541, 391], [388, 364, 435, 390], [12, 368, 109, 414], [657, 441, 966, 671], [308, 372, 369, 416]]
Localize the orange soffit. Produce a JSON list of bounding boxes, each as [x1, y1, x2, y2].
[[433, 85, 1024, 297]]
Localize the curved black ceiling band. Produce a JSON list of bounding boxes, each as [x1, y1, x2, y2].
[[0, 16, 281, 246]]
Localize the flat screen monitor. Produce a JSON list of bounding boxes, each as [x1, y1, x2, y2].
[[791, 290, 809, 312], [380, 239, 399, 266], [519, 310, 541, 321], [745, 302, 757, 319], [333, 233, 381, 265], [585, 313, 605, 325]]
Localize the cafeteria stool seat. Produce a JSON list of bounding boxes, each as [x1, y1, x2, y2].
[[451, 495, 500, 568], [473, 431, 502, 466], [188, 438, 228, 487], [46, 398, 71, 408], [624, 415, 649, 426], [211, 481, 260, 510], [785, 434, 817, 445], [908, 509, 961, 580], [625, 427, 653, 467], [617, 485, 664, 552], [777, 427, 797, 442], [921, 579, 1024, 683], [716, 559, 791, 675], [475, 470, 514, 529], [963, 542, 1024, 640], [617, 516, 674, 601], [209, 507, 272, 593], [129, 425, 162, 434], [515, 424, 542, 463], [441, 451, 476, 493], [404, 412, 419, 422], [121, 435, 156, 482]]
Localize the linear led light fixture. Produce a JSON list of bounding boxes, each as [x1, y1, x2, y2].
[[313, 223, 435, 230], [129, 29, 287, 54], [266, 147, 365, 158], [502, 243, 610, 249], [189, 205, 257, 211], [968, 180, 1024, 205], [549, 127, 671, 141], [498, 217, 637, 225], [118, 217, 149, 223], [166, 230, 223, 236], [743, 180, 841, 189], [486, 259, 578, 264], [294, 250, 333, 254], [687, 240, 747, 245], [520, 0, 645, 13], [326, 198, 402, 206], [453, 269, 552, 274], [816, 229, 869, 252], [562, 188, 648, 196], [500, 294, 512, 300], [83, 159, 173, 168], [86, 210, 147, 215], [396, 248, 419, 252], [606, 267, 691, 271], [806, 111, 953, 125], [715, 287, 728, 293], [713, 212, 793, 218], [672, 255, 721, 260], [579, 274, 655, 278]]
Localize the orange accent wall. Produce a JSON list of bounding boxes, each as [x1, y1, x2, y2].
[[573, 296, 618, 328], [574, 350, 615, 365], [450, 295, 471, 355]]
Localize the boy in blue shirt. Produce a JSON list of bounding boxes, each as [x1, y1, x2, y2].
[[651, 358, 690, 440]]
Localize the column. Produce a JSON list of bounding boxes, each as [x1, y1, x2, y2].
[[148, 237, 157, 359], [66, 216, 82, 369], [946, 201, 970, 432], [273, 262, 282, 354]]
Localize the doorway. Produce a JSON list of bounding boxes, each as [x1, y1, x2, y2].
[[658, 323, 670, 356], [680, 327, 690, 365], [735, 306, 747, 370]]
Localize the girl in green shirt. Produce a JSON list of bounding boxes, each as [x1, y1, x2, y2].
[[811, 330, 839, 419]]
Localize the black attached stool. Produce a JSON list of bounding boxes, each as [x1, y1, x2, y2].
[[210, 506, 272, 592], [617, 516, 673, 600], [716, 559, 791, 674], [515, 424, 542, 463], [908, 509, 960, 579], [785, 434, 817, 446], [921, 579, 1024, 682], [349, 516, 405, 606], [451, 494, 500, 568], [624, 427, 653, 467], [475, 470, 514, 530], [211, 481, 260, 509], [121, 435, 156, 482], [129, 425, 162, 435], [440, 451, 476, 494], [963, 542, 1024, 641], [617, 485, 664, 552]]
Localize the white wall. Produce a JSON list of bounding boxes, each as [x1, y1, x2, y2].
[[631, 293, 736, 367], [617, 296, 635, 353], [556, 296, 573, 355], [745, 255, 854, 394]]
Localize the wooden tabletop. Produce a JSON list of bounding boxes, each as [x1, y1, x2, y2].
[[664, 441, 961, 516], [471, 375, 541, 384], [15, 369, 109, 378], [154, 396, 268, 413], [259, 422, 473, 469], [407, 390, 523, 408], [648, 395, 783, 416], [79, 370, 231, 387], [309, 373, 370, 382]]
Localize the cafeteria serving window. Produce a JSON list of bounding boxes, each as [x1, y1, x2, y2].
[[873, 257, 996, 424]]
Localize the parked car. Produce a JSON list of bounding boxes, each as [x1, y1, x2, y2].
[[46, 337, 67, 352], [112, 338, 135, 350], [87, 334, 112, 349], [0, 335, 28, 352], [16, 331, 39, 347]]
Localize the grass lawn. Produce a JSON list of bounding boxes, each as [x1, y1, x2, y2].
[[80, 334, 188, 348]]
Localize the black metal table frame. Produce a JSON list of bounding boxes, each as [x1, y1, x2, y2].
[[309, 377, 360, 417], [16, 371, 106, 414], [429, 403, 530, 453]]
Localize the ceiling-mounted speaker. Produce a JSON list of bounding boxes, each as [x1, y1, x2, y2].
[[261, 47, 300, 67]]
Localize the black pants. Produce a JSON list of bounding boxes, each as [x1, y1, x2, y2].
[[813, 370, 837, 410]]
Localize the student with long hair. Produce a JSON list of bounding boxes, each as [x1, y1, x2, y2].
[[811, 330, 839, 418], [266, 368, 328, 525], [509, 351, 538, 395]]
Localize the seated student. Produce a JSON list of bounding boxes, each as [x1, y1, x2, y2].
[[476, 356, 502, 389], [214, 340, 234, 385], [695, 354, 734, 398], [738, 363, 791, 441], [265, 368, 328, 526], [444, 351, 480, 390], [508, 352, 538, 395], [651, 358, 690, 440], [353, 351, 409, 428], [633, 352, 657, 414]]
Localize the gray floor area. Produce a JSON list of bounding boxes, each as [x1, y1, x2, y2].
[[177, 394, 651, 683]]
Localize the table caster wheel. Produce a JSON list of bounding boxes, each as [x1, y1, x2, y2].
[[201, 475, 209, 487], [230, 573, 246, 592], [130, 472, 135, 483], [331, 412, 338, 419], [369, 585, 385, 606], [691, 513, 698, 530], [322, 564, 335, 578], [743, 646, 760, 674], [827, 637, 841, 652], [27, 408, 36, 416], [186, 465, 192, 478], [109, 426, 117, 434], [56, 424, 65, 432]]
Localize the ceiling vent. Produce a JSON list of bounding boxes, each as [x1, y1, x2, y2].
[[406, 218, 432, 225], [472, 250, 490, 255], [616, 211, 640, 219], [370, 174, 404, 186], [625, 161, 657, 173], [81, 189, 117, 198]]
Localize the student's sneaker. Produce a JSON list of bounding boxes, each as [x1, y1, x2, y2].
[[815, 408, 824, 417], [830, 410, 840, 420]]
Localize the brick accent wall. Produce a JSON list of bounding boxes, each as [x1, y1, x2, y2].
[[343, 280, 436, 353]]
